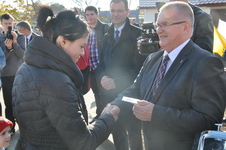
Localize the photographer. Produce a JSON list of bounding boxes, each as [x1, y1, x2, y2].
[[138, 22, 160, 55], [0, 13, 26, 133]]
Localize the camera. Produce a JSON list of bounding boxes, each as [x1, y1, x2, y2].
[[138, 2, 165, 56], [6, 26, 13, 40], [139, 22, 160, 55]]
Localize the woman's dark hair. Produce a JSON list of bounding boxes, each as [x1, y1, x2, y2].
[[37, 5, 89, 43]]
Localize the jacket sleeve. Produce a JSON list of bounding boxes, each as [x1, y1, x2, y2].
[[4, 34, 26, 59], [41, 74, 115, 150], [0, 47, 6, 69], [96, 35, 108, 82]]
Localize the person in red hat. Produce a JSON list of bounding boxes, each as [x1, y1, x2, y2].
[[0, 116, 13, 150]]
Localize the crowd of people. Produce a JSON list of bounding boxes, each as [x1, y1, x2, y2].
[[0, 0, 225, 150]]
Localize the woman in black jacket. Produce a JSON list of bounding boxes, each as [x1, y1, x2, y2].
[[12, 6, 119, 150]]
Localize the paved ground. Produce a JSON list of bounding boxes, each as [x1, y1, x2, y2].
[[0, 90, 116, 150]]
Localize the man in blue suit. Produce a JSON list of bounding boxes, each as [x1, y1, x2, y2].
[[110, 1, 226, 150]]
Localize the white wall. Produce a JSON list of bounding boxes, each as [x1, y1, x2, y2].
[[140, 6, 213, 23], [140, 8, 158, 23], [201, 7, 211, 14]]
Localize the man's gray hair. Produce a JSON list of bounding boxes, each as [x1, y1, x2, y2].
[[160, 1, 194, 28]]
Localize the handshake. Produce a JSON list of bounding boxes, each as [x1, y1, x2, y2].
[[102, 104, 120, 121]]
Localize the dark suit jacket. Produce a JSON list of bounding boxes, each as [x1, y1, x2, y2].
[[112, 40, 226, 150], [97, 18, 146, 102], [29, 32, 39, 43], [94, 19, 109, 56]]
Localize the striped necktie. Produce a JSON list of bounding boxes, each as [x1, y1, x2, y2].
[[146, 55, 170, 101]]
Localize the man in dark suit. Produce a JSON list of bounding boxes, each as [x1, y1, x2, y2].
[[16, 21, 39, 46], [97, 0, 145, 149], [110, 2, 226, 150]]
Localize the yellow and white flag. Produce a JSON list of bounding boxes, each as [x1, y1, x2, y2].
[[213, 25, 226, 56]]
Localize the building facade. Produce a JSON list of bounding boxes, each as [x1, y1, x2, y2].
[[139, 0, 226, 27]]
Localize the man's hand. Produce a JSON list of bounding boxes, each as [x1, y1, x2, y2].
[[132, 100, 155, 121], [11, 30, 18, 43], [4, 30, 18, 50], [102, 104, 120, 121], [100, 75, 116, 90], [4, 39, 13, 50]]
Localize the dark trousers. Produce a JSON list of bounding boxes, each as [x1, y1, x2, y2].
[[112, 114, 142, 150], [2, 76, 15, 131], [90, 70, 106, 117], [103, 91, 143, 150]]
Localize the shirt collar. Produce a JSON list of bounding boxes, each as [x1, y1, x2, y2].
[[27, 32, 32, 40], [163, 39, 190, 62], [114, 23, 126, 33]]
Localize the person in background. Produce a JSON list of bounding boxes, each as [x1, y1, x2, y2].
[[0, 48, 6, 116], [169, 0, 213, 52], [85, 5, 109, 123], [0, 13, 26, 133], [0, 26, 3, 33], [34, 26, 42, 36], [16, 21, 39, 46], [97, 0, 145, 149], [130, 18, 139, 27], [110, 1, 226, 150], [12, 5, 119, 150], [0, 116, 13, 150], [76, 44, 91, 95]]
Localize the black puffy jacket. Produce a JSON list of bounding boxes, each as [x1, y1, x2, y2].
[[190, 3, 213, 53], [12, 36, 115, 150]]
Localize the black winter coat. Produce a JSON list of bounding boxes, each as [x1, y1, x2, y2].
[[97, 18, 146, 101], [190, 3, 213, 53], [12, 36, 115, 150], [94, 19, 109, 55]]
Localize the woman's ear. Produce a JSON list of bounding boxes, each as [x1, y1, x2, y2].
[[56, 36, 66, 49]]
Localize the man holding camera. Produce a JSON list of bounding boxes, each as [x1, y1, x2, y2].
[[0, 13, 26, 133]]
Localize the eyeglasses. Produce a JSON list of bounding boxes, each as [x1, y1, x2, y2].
[[110, 9, 126, 13], [156, 21, 186, 29]]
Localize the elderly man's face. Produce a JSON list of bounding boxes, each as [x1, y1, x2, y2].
[[156, 7, 187, 52]]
